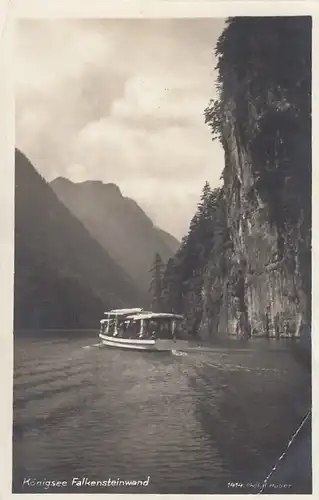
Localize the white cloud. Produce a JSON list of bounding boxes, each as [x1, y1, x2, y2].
[[15, 21, 113, 96], [16, 19, 225, 239]]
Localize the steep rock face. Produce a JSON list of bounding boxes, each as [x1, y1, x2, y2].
[[218, 111, 307, 340], [50, 177, 179, 294], [200, 17, 311, 347]]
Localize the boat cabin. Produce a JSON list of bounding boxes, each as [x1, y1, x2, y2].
[[119, 312, 183, 340], [100, 309, 184, 341], [100, 308, 149, 336]]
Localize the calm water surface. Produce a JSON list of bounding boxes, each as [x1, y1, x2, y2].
[[13, 332, 311, 494]]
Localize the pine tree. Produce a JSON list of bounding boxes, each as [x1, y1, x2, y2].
[[198, 181, 212, 219], [161, 183, 226, 336], [162, 257, 181, 313], [149, 253, 165, 312]]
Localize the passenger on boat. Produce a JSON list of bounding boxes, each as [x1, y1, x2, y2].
[[140, 320, 154, 339], [118, 321, 126, 338], [109, 319, 116, 336], [122, 321, 130, 338], [127, 319, 138, 339], [149, 320, 158, 339]]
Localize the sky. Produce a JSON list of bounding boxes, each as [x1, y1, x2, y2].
[[16, 19, 225, 240]]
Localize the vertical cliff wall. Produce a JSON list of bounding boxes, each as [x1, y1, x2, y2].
[[201, 17, 311, 346]]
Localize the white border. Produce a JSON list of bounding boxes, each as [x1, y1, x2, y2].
[[0, 1, 317, 500]]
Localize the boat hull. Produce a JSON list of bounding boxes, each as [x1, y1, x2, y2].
[[98, 333, 184, 351]]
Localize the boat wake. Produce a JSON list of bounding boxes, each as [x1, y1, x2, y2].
[[82, 342, 102, 349], [171, 349, 188, 357]]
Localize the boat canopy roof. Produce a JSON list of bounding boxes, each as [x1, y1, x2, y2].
[[126, 312, 184, 321], [104, 308, 143, 316]]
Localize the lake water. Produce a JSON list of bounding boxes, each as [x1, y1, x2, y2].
[[12, 332, 311, 494]]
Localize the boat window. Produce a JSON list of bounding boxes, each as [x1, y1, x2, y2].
[[125, 320, 140, 339], [159, 319, 173, 339], [108, 319, 116, 336], [175, 320, 183, 335], [143, 318, 173, 339], [117, 320, 127, 337]]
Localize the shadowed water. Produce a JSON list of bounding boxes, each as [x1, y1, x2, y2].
[[12, 332, 311, 494]]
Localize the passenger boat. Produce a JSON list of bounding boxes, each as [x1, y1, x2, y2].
[[99, 309, 186, 351]]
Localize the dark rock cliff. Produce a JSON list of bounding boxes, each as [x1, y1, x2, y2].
[[202, 17, 311, 348]]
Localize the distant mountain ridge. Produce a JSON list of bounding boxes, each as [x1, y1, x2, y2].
[[14, 150, 146, 329], [50, 177, 180, 293]]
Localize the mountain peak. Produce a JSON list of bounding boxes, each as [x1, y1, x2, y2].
[[51, 178, 122, 197], [52, 176, 72, 185]]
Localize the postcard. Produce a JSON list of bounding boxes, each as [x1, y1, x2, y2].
[[0, 0, 316, 498]]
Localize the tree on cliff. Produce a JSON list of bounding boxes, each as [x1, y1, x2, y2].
[[149, 253, 165, 312], [162, 183, 226, 335]]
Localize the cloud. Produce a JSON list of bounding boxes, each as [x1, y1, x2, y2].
[[16, 19, 225, 239]]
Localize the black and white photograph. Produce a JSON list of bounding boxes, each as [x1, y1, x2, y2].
[[12, 13, 311, 495]]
